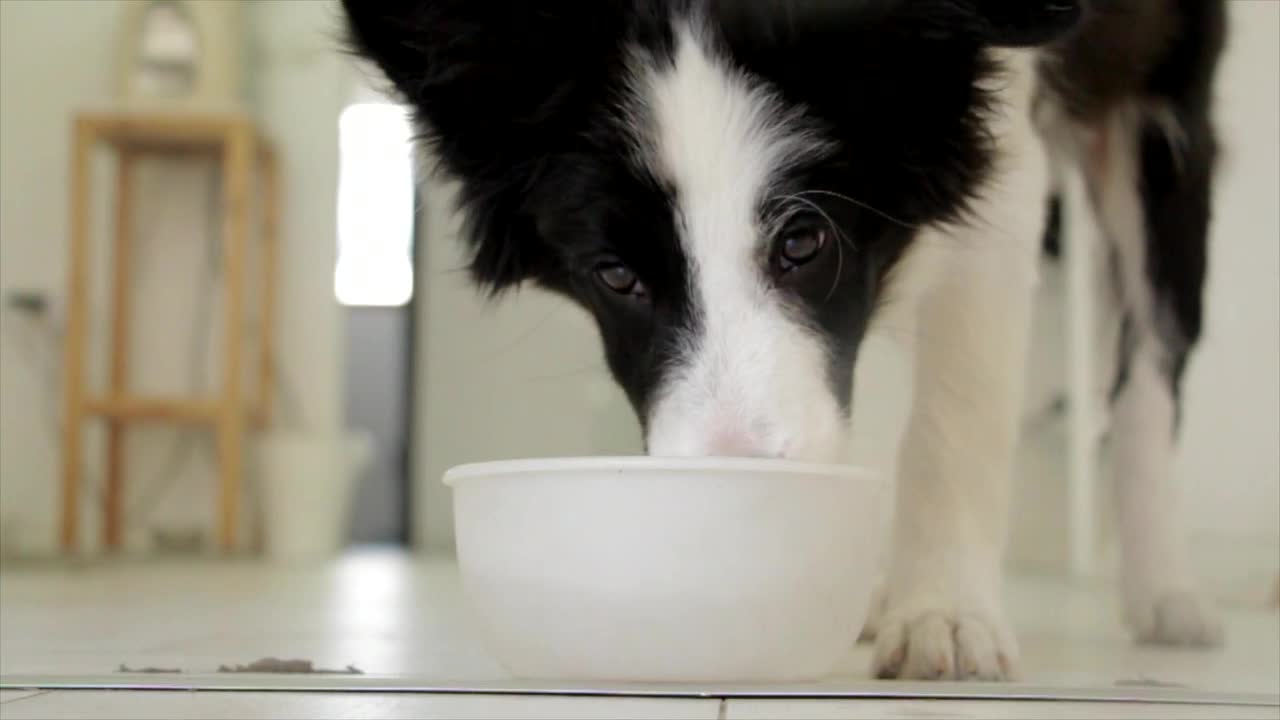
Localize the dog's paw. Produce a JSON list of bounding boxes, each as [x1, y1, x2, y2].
[[872, 609, 1017, 681], [1129, 591, 1223, 648], [856, 581, 888, 644]]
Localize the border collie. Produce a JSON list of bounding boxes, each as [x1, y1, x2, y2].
[[343, 0, 1228, 680]]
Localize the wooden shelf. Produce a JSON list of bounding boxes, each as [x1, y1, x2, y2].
[[76, 112, 256, 152], [84, 396, 221, 425], [61, 110, 279, 554]]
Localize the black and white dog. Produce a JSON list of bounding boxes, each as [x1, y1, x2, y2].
[[344, 0, 1227, 680]]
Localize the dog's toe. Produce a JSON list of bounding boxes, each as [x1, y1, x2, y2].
[[872, 610, 1015, 681], [1131, 591, 1224, 648], [856, 580, 888, 645]]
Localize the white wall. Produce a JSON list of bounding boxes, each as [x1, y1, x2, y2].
[[0, 0, 122, 553], [1178, 3, 1280, 544], [0, 0, 351, 555]]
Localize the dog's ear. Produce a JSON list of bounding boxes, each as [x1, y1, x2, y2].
[[716, 0, 1081, 49], [962, 0, 1083, 47], [342, 1, 625, 291], [902, 0, 1083, 47]]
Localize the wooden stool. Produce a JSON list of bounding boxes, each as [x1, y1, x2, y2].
[[61, 111, 279, 554]]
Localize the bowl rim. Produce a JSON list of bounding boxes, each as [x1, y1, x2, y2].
[[443, 456, 880, 486]]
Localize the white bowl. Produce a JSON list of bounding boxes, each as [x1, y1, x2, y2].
[[444, 456, 884, 683]]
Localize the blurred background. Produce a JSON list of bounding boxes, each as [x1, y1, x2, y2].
[[0, 0, 1275, 689], [0, 0, 643, 563]]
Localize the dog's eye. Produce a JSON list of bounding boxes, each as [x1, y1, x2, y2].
[[777, 228, 828, 272], [595, 262, 647, 297]]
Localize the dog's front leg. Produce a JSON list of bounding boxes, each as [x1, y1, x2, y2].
[[867, 46, 1049, 682], [871, 238, 1037, 681]]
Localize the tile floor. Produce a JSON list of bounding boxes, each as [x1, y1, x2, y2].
[[1, 550, 1276, 719], [4, 691, 1279, 720]]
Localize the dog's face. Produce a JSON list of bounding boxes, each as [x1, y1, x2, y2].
[[346, 0, 1080, 461]]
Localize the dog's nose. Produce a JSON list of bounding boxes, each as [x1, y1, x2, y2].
[[705, 428, 776, 458]]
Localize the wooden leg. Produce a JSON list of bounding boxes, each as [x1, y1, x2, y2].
[[256, 144, 280, 427], [104, 150, 137, 551], [249, 144, 280, 557], [61, 119, 94, 554], [217, 124, 253, 552]]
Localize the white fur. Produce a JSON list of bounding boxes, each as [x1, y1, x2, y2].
[[1110, 340, 1221, 644], [869, 49, 1048, 680], [634, 23, 847, 460], [1074, 109, 1222, 646], [623, 19, 1216, 677]]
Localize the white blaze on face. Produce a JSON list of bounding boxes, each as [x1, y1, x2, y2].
[[632, 23, 849, 462]]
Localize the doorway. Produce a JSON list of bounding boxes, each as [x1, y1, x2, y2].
[[336, 101, 417, 546]]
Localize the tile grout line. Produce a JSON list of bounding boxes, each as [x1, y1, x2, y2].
[[0, 689, 52, 706], [716, 697, 728, 720], [2, 674, 1277, 706]]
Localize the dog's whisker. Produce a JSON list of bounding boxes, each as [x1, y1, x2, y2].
[[774, 193, 857, 253], [766, 193, 851, 304], [795, 189, 918, 230], [825, 236, 844, 303], [524, 362, 611, 383]]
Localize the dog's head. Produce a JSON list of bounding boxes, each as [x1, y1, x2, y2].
[[345, 0, 1079, 461]]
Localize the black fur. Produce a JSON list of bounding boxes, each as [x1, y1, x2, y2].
[[343, 0, 1083, 417], [1042, 194, 1063, 259], [343, 1, 636, 292], [713, 0, 1002, 230], [1039, 0, 1225, 412], [1136, 0, 1225, 395]]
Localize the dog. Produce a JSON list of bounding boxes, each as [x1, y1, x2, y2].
[[343, 0, 1228, 680]]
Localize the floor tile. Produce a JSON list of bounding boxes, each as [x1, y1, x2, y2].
[[2, 550, 1277, 703], [0, 691, 722, 720], [0, 690, 46, 705], [0, 553, 504, 679], [725, 699, 1280, 720]]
